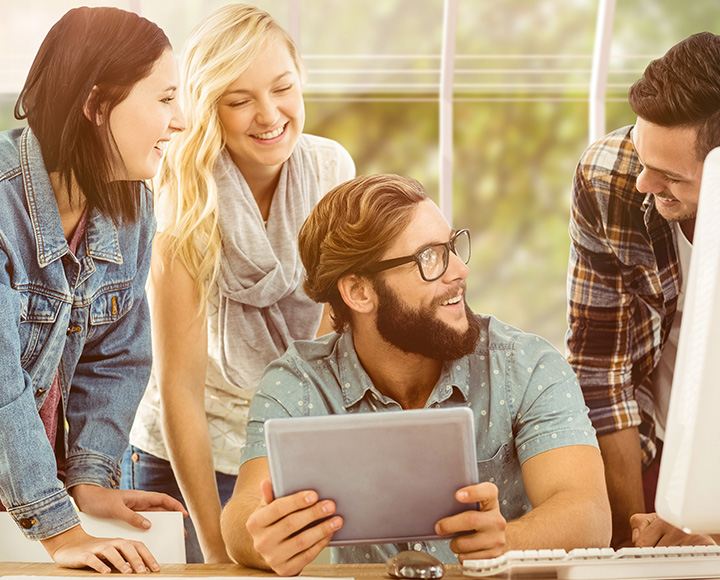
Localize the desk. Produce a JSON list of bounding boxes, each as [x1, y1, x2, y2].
[[0, 563, 466, 580]]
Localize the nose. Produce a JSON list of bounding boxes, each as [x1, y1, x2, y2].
[[255, 96, 280, 126], [170, 101, 186, 133], [636, 167, 663, 194], [443, 250, 470, 282]]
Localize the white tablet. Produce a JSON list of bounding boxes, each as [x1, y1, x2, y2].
[[265, 406, 478, 546]]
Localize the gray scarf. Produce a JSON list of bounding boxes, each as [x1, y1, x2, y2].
[[213, 136, 323, 391]]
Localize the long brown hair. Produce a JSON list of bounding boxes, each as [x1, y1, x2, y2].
[[15, 6, 171, 223]]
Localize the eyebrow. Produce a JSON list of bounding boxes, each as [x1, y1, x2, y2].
[[222, 71, 294, 97]]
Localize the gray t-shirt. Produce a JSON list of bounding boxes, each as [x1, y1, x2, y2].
[[241, 314, 598, 564]]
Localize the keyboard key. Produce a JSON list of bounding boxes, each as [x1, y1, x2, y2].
[[463, 545, 720, 579]]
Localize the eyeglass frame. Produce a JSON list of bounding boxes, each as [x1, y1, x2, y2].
[[363, 229, 472, 282]]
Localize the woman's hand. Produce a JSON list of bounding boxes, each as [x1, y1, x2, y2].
[[41, 524, 159, 573], [71, 484, 188, 530]]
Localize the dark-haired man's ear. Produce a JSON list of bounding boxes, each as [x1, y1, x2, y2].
[[83, 86, 104, 125], [337, 274, 377, 315]]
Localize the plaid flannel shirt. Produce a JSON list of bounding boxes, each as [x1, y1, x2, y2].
[[565, 125, 681, 467]]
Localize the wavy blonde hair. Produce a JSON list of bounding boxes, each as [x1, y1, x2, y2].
[[156, 4, 305, 305]]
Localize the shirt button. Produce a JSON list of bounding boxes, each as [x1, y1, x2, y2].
[[35, 388, 47, 397], [131, 453, 139, 462], [19, 518, 36, 529], [413, 543, 423, 551]]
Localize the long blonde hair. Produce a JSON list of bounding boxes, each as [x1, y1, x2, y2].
[[156, 3, 305, 305]]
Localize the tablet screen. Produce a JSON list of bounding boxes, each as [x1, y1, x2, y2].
[[265, 406, 478, 545]]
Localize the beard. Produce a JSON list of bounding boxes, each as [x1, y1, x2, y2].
[[653, 194, 697, 223], [372, 276, 481, 361]]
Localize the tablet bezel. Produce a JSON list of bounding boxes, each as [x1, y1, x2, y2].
[[265, 406, 479, 546]]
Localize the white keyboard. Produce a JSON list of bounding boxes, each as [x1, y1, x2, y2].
[[463, 545, 720, 579]]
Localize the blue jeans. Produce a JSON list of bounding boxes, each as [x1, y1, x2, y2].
[[120, 445, 237, 563]]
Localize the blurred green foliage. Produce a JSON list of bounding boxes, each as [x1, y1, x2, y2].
[[3, 0, 719, 350]]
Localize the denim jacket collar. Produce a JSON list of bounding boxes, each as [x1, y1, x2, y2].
[[20, 128, 122, 268]]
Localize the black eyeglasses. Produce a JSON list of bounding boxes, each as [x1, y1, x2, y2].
[[365, 229, 471, 282]]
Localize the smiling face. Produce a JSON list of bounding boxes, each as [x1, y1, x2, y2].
[[632, 117, 704, 225], [107, 48, 185, 181], [216, 34, 305, 179], [370, 199, 479, 359]]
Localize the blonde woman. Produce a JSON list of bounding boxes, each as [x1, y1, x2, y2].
[[121, 4, 354, 563]]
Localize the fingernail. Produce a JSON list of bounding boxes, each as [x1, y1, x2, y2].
[[322, 502, 334, 514], [141, 520, 151, 529], [330, 517, 342, 530], [151, 563, 160, 572], [457, 491, 468, 501], [305, 492, 317, 504]]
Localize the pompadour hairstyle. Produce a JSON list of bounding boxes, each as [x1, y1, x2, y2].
[[298, 174, 428, 332]]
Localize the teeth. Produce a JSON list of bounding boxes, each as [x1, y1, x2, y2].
[[156, 141, 168, 150], [442, 295, 462, 306], [253, 125, 285, 140]]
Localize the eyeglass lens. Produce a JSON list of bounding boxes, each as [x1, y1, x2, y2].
[[452, 230, 471, 264], [418, 230, 470, 280]]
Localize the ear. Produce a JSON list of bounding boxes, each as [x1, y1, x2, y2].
[[337, 274, 377, 316], [83, 86, 104, 125]]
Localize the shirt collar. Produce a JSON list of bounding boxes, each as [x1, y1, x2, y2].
[[21, 128, 122, 268], [336, 330, 471, 410]]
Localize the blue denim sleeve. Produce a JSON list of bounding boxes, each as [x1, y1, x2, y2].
[[0, 253, 81, 540], [64, 208, 155, 493], [64, 290, 152, 490]]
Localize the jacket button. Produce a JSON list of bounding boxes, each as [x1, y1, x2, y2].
[[19, 517, 36, 529], [110, 476, 118, 488], [35, 388, 47, 397], [66, 326, 82, 335], [131, 453, 139, 462]]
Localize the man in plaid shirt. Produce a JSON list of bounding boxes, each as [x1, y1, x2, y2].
[[566, 32, 720, 548]]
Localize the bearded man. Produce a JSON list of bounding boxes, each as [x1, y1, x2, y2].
[[220, 174, 611, 575]]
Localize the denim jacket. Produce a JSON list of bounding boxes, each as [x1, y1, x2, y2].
[[0, 127, 155, 540]]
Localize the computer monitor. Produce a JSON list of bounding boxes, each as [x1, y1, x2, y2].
[[655, 146, 720, 534]]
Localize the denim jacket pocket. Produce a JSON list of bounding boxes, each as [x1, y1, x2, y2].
[[19, 291, 64, 365], [89, 284, 133, 326]]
